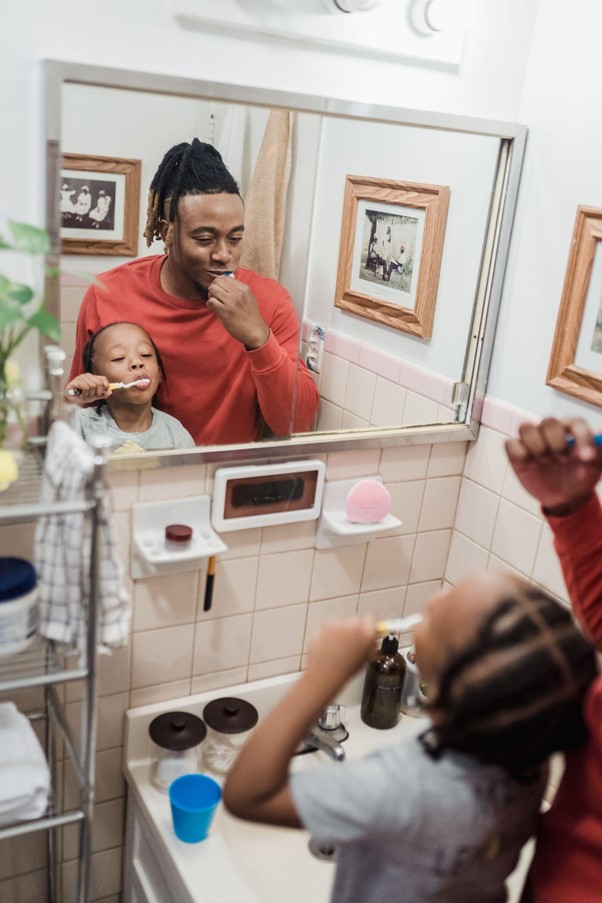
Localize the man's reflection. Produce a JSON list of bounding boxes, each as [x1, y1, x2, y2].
[[69, 139, 319, 445]]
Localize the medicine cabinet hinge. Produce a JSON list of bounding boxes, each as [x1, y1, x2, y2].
[[452, 381, 470, 419]]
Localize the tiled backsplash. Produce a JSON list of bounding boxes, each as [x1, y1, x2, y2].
[[301, 321, 457, 431]]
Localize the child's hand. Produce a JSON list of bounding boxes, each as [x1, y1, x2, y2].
[[506, 417, 602, 514], [304, 616, 377, 694], [63, 373, 111, 404]]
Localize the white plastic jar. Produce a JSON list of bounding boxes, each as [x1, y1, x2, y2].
[[0, 557, 38, 658]]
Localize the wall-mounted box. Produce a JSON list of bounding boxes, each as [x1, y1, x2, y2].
[[211, 461, 325, 532]]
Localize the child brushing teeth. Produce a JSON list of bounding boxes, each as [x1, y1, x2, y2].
[[64, 321, 195, 453]]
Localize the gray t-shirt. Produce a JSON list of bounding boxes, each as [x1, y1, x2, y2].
[[290, 720, 546, 903], [79, 405, 195, 453]]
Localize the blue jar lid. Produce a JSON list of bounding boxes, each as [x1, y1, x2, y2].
[[0, 557, 37, 602]]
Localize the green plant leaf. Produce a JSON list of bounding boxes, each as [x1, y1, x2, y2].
[[8, 222, 50, 255], [28, 308, 61, 342], [0, 299, 25, 330], [5, 281, 34, 304], [0, 236, 11, 250], [0, 275, 35, 305]]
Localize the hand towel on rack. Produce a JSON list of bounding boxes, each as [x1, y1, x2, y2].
[[34, 420, 131, 656], [0, 702, 50, 825]]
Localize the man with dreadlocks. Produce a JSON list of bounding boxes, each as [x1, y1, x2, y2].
[[222, 570, 597, 903], [67, 139, 319, 445], [506, 417, 602, 903]]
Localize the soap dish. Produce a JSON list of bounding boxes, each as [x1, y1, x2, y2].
[[315, 477, 401, 550], [131, 496, 227, 578]]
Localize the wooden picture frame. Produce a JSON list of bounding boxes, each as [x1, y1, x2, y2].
[[59, 153, 141, 256], [547, 206, 602, 406], [334, 175, 450, 339]]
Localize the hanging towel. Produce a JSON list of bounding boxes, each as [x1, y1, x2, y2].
[[0, 702, 50, 825], [34, 420, 131, 657], [240, 109, 294, 280]]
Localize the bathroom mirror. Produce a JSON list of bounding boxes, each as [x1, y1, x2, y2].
[[44, 60, 527, 466]]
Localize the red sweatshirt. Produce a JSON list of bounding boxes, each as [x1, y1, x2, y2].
[[526, 495, 602, 902], [69, 255, 319, 446]]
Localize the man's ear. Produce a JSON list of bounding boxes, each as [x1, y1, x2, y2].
[[158, 219, 169, 244]]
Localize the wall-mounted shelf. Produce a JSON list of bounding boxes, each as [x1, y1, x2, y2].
[[131, 496, 227, 579], [315, 476, 401, 549]]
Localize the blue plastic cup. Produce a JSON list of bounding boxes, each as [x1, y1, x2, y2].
[[168, 773, 222, 843]]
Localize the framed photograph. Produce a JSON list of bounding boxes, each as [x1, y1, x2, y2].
[[547, 206, 602, 406], [60, 153, 142, 256], [334, 175, 450, 339]]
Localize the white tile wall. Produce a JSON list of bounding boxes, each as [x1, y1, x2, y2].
[[19, 374, 582, 901]]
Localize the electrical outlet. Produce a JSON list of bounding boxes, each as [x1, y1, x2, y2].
[[306, 322, 325, 374]]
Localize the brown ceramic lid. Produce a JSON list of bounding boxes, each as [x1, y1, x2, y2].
[[202, 697, 258, 734], [148, 711, 206, 750]]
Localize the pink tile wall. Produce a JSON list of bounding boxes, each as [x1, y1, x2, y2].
[[310, 324, 457, 431]]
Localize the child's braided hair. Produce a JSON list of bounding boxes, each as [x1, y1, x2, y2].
[[421, 585, 598, 779]]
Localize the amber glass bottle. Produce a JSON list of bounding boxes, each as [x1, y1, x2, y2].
[[360, 635, 406, 729]]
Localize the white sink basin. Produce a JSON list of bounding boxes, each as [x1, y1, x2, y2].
[[123, 672, 533, 903]]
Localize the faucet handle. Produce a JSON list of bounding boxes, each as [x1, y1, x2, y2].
[[318, 704, 346, 731]]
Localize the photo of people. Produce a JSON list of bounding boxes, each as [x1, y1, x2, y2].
[[359, 209, 418, 295], [60, 176, 116, 231]]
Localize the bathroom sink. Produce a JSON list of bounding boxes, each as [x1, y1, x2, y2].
[[123, 673, 533, 903]]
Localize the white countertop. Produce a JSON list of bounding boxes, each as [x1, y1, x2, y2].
[[123, 672, 533, 903]]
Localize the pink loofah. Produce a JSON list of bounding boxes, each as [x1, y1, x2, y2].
[[345, 479, 392, 524]]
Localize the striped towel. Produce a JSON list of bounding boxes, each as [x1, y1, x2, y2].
[[34, 421, 131, 656]]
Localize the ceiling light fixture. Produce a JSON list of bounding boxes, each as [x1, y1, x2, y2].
[[323, 0, 382, 13]]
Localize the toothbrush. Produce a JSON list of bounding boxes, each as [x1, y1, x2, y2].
[[67, 378, 151, 397], [375, 613, 423, 638], [566, 434, 602, 447]]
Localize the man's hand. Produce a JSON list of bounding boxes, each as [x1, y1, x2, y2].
[[505, 417, 602, 514], [207, 275, 270, 349]]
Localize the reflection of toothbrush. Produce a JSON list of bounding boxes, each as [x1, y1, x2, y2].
[[67, 378, 151, 397], [376, 613, 423, 638]]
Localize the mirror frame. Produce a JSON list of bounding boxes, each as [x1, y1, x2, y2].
[[43, 59, 527, 470]]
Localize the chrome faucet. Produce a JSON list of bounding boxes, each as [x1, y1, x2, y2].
[[299, 705, 348, 762]]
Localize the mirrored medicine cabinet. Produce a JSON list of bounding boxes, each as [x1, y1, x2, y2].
[[43, 60, 527, 470]]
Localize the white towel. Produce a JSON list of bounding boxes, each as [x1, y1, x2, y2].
[[0, 702, 50, 825], [34, 421, 131, 657]]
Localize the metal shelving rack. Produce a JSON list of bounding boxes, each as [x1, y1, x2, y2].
[[0, 441, 106, 903]]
